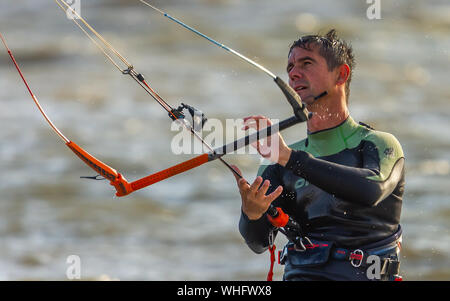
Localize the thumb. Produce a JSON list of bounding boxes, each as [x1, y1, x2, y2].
[[230, 165, 243, 182]]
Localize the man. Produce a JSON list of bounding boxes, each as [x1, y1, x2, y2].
[[233, 29, 405, 281]]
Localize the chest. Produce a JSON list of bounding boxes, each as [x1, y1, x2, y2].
[[281, 146, 364, 219]]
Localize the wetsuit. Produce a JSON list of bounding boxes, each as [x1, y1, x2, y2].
[[239, 116, 405, 281]]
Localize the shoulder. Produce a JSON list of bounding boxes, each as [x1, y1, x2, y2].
[[364, 126, 403, 157], [359, 123, 405, 181], [362, 126, 404, 159]]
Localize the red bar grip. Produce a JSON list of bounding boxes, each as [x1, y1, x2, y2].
[[130, 153, 209, 192], [267, 207, 289, 228]]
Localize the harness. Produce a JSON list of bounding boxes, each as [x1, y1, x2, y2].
[[266, 210, 403, 281]]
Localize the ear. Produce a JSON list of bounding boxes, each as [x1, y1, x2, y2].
[[336, 64, 350, 86]]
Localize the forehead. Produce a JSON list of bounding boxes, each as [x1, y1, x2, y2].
[[288, 45, 322, 63]]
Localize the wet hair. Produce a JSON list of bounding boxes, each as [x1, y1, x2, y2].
[[289, 29, 355, 102]]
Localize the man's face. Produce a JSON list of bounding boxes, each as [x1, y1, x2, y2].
[[287, 46, 335, 105]]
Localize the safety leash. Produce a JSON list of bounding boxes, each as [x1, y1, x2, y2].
[[267, 231, 276, 281]]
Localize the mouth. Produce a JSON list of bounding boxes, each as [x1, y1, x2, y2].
[[295, 86, 308, 93]]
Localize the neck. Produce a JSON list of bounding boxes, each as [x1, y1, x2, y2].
[[305, 115, 360, 157], [306, 95, 349, 133]]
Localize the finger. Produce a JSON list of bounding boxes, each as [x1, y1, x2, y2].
[[241, 123, 260, 131], [241, 124, 255, 131], [250, 140, 260, 151], [243, 115, 266, 121], [255, 118, 272, 130], [231, 165, 250, 194], [259, 139, 275, 157], [243, 119, 258, 130], [243, 115, 265, 123], [243, 115, 267, 124], [265, 185, 283, 204], [243, 115, 268, 130], [256, 179, 271, 199], [249, 139, 272, 158], [243, 115, 272, 126], [236, 179, 250, 200], [238, 177, 250, 191], [249, 176, 263, 194]]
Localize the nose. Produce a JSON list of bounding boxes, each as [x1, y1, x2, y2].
[[288, 65, 303, 81]]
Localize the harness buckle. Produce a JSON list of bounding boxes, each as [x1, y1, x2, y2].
[[350, 249, 364, 267], [293, 236, 313, 252], [268, 231, 274, 248]]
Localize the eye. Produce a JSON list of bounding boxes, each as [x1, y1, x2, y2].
[[287, 64, 294, 73]]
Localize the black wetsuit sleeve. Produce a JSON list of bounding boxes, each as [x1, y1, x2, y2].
[[238, 211, 275, 254], [238, 164, 284, 254], [285, 137, 404, 207]]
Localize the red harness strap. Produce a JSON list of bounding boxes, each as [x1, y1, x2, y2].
[[267, 244, 276, 281]]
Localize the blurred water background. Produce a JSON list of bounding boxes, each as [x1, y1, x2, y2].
[[0, 0, 449, 280]]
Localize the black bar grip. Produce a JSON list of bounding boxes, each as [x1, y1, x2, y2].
[[267, 204, 279, 218], [274, 76, 309, 121], [211, 115, 301, 156]]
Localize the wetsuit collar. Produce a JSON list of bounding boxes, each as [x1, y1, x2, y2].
[[306, 116, 361, 156]]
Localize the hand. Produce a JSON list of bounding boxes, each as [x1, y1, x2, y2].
[[242, 115, 292, 166], [231, 165, 283, 220]]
